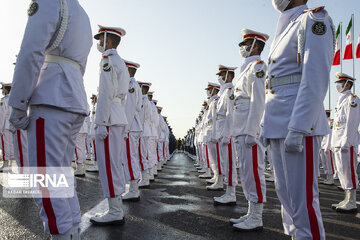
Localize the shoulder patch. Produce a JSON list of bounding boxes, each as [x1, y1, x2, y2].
[[255, 60, 264, 64], [304, 6, 325, 13], [228, 86, 233, 90], [229, 94, 235, 100], [129, 88, 135, 93], [28, 2, 39, 16], [350, 94, 357, 98], [256, 70, 265, 78], [312, 22, 327, 35], [102, 54, 113, 59], [103, 63, 111, 72]]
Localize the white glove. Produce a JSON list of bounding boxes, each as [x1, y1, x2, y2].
[[221, 136, 231, 145], [259, 133, 270, 148], [284, 131, 304, 152], [245, 135, 257, 148], [9, 108, 29, 130], [95, 125, 108, 140]]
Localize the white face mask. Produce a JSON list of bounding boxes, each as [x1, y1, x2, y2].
[[335, 82, 346, 93], [97, 43, 105, 53], [239, 39, 256, 58], [218, 76, 226, 85], [272, 0, 291, 13], [206, 89, 212, 97], [97, 32, 107, 53]]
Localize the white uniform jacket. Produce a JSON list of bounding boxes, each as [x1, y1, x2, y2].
[[139, 95, 152, 137], [331, 91, 360, 148], [0, 95, 11, 132], [263, 5, 334, 138], [9, 0, 92, 115], [149, 102, 159, 138], [215, 83, 234, 140], [206, 95, 219, 142], [79, 116, 90, 134], [158, 114, 168, 142], [95, 49, 130, 126], [232, 56, 266, 137], [124, 77, 143, 134]]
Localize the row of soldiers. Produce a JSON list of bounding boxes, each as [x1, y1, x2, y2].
[[184, 1, 359, 239], [2, 0, 174, 239]]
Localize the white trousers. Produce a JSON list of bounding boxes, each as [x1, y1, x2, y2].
[[13, 129, 29, 169], [334, 146, 359, 190], [234, 136, 266, 203], [219, 140, 238, 187], [1, 129, 14, 161], [157, 141, 165, 163], [270, 137, 325, 240], [319, 149, 335, 175], [147, 137, 157, 168], [207, 142, 218, 174], [28, 106, 84, 235], [139, 136, 150, 170], [75, 133, 87, 164], [95, 126, 126, 198], [122, 132, 141, 181]]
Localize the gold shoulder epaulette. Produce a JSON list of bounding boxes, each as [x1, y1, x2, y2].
[[304, 6, 325, 13]]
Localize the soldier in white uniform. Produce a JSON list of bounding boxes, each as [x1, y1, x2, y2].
[[210, 65, 238, 204], [319, 110, 335, 185], [8, 0, 92, 238], [202, 83, 221, 180], [260, 1, 334, 239], [137, 81, 153, 188], [122, 60, 143, 201], [157, 106, 168, 169], [147, 93, 160, 179], [0, 84, 15, 172], [229, 29, 268, 231], [74, 116, 89, 177], [331, 72, 360, 213], [86, 94, 99, 172], [90, 25, 129, 226]]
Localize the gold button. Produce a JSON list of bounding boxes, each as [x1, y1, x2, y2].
[[271, 90, 275, 94], [311, 128, 314, 131], [20, 100, 25, 103], [268, 59, 271, 64], [272, 60, 276, 63], [103, 121, 106, 123], [271, 75, 275, 78], [265, 75, 268, 79]]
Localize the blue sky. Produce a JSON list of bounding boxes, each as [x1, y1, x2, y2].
[[1, 0, 360, 138]]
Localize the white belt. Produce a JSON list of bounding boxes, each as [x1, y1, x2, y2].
[[216, 115, 225, 120], [234, 98, 250, 105], [267, 74, 301, 89], [113, 97, 123, 103], [45, 54, 80, 70]]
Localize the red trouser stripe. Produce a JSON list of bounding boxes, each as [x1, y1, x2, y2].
[[93, 140, 97, 161], [350, 146, 356, 189], [163, 142, 165, 159], [126, 134, 135, 180], [16, 130, 24, 167], [104, 127, 115, 198], [205, 144, 210, 168], [305, 137, 320, 240], [252, 145, 263, 203], [139, 138, 144, 171], [216, 142, 222, 175], [75, 148, 78, 163], [156, 143, 160, 162], [1, 135, 5, 161], [36, 118, 59, 235], [228, 140, 233, 186], [329, 150, 334, 174]]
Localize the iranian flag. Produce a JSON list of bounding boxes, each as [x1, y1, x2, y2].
[[343, 16, 353, 60], [356, 33, 360, 58], [332, 24, 341, 65]]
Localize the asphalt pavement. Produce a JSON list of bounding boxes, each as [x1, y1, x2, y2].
[[0, 152, 360, 240]]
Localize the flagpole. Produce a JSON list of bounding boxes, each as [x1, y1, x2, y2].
[[341, 22, 343, 72], [353, 14, 356, 93]]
